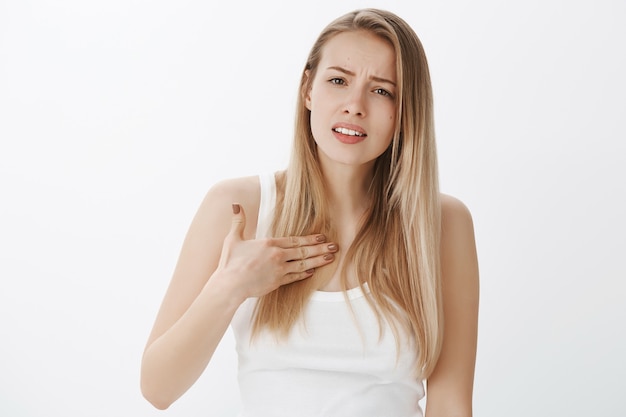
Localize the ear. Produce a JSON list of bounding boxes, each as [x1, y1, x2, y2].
[[303, 69, 312, 110]]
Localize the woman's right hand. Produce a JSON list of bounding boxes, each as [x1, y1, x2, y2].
[[213, 203, 338, 300]]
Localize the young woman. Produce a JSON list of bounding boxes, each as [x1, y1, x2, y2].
[[141, 8, 479, 417]]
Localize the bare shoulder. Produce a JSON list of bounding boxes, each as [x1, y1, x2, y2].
[[200, 175, 262, 239], [207, 175, 261, 204], [440, 193, 474, 231], [439, 193, 478, 285]]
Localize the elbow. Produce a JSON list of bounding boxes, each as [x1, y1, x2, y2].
[[140, 371, 175, 410], [141, 381, 173, 410], [140, 347, 177, 410], [147, 400, 171, 411]]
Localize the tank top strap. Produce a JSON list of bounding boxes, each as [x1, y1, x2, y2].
[[256, 172, 276, 239]]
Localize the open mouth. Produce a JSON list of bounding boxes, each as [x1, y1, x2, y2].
[[332, 127, 367, 137]]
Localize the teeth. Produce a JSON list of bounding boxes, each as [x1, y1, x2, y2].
[[334, 127, 365, 137]]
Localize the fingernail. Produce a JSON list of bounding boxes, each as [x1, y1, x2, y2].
[[316, 234, 327, 243], [232, 204, 240, 214], [323, 253, 334, 261], [327, 243, 338, 252], [306, 269, 315, 275]]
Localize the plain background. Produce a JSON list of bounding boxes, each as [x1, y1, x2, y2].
[[1, 0, 625, 416]]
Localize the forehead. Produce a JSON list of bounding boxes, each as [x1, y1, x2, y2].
[[319, 30, 396, 80]]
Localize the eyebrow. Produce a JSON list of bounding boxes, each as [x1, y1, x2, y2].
[[326, 66, 396, 87]]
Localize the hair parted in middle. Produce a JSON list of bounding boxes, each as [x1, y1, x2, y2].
[[251, 8, 443, 378]]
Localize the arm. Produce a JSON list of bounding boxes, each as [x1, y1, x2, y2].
[[425, 194, 479, 417], [140, 178, 337, 409]]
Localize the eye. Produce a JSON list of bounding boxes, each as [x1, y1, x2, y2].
[[328, 77, 346, 85], [374, 88, 394, 98]]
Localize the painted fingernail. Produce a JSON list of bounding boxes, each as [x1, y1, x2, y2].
[[316, 234, 327, 243], [232, 204, 240, 214], [323, 253, 334, 261], [327, 243, 338, 252]]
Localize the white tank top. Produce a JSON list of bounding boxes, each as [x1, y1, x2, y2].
[[231, 173, 425, 417]]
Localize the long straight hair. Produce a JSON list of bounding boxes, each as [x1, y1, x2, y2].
[[251, 9, 443, 378]]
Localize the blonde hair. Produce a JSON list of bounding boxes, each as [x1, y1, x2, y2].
[[252, 8, 443, 378]]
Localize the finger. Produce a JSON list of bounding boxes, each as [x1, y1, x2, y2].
[[284, 252, 336, 275], [283, 269, 316, 284], [272, 233, 327, 249], [284, 242, 339, 262], [229, 203, 246, 241]]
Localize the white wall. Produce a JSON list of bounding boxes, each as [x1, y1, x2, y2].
[[1, 0, 624, 416]]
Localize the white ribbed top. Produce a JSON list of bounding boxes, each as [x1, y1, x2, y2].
[[230, 173, 424, 417]]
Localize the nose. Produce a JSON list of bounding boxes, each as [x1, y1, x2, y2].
[[343, 88, 366, 117]]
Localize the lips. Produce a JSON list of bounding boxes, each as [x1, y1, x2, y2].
[[332, 127, 366, 137], [331, 123, 367, 144]]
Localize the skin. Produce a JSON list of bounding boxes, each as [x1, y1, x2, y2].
[[140, 177, 339, 409], [307, 31, 397, 172], [426, 195, 479, 417], [303, 31, 398, 290], [141, 29, 479, 416]]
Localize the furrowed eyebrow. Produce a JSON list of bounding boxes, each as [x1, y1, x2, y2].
[[326, 66, 396, 87], [370, 75, 396, 87]]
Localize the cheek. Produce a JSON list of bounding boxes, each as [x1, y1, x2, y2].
[[386, 112, 396, 133], [309, 106, 326, 142], [308, 91, 332, 127]]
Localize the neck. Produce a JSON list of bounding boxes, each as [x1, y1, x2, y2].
[[319, 159, 374, 227], [310, 158, 376, 291]]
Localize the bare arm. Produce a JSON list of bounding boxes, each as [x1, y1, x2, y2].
[[425, 195, 479, 417], [140, 178, 337, 409]]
